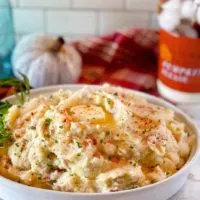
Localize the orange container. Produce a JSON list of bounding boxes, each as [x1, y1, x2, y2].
[[158, 29, 200, 103]]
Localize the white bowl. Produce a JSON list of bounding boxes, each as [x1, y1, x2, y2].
[[0, 84, 199, 200]]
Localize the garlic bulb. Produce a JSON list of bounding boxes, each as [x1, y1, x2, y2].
[[158, 10, 181, 31], [181, 0, 195, 20]]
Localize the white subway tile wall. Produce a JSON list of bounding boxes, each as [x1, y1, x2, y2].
[[72, 0, 124, 9], [13, 9, 45, 33], [126, 0, 156, 11], [99, 12, 149, 34], [19, 0, 71, 8], [47, 10, 97, 35], [8, 0, 158, 41]]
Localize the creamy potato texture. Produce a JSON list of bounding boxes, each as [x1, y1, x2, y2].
[[0, 86, 195, 192]]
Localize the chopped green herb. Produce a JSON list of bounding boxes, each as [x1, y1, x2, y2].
[[113, 92, 118, 96], [0, 102, 12, 116], [77, 153, 81, 157], [59, 125, 63, 129], [76, 142, 82, 148], [29, 126, 36, 130], [70, 173, 78, 177], [15, 143, 20, 147], [45, 118, 52, 126], [49, 180, 57, 185], [47, 164, 54, 172], [106, 131, 110, 136], [0, 102, 12, 147], [107, 98, 112, 105], [20, 147, 23, 153]]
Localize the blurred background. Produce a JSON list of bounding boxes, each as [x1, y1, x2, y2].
[[9, 0, 158, 42]]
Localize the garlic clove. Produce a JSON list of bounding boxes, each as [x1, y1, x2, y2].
[[181, 0, 195, 20], [162, 0, 181, 11], [158, 10, 181, 31]]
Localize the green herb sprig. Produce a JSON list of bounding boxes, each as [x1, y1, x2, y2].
[[0, 73, 30, 146], [0, 102, 12, 147], [0, 73, 30, 105]]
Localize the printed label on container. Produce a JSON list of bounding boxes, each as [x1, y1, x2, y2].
[[159, 29, 200, 93]]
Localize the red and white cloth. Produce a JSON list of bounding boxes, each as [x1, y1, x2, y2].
[[75, 29, 159, 95]]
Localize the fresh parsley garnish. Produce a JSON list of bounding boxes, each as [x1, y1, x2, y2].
[[106, 131, 110, 136], [45, 118, 52, 126], [76, 141, 82, 148], [0, 101, 12, 147], [0, 74, 31, 146], [29, 126, 36, 130], [77, 153, 81, 157], [107, 98, 112, 105]]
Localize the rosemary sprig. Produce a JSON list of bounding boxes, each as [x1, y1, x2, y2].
[[0, 73, 30, 105], [0, 74, 30, 146]]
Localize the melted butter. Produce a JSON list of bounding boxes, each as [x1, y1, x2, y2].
[[68, 104, 116, 128], [92, 108, 116, 129]]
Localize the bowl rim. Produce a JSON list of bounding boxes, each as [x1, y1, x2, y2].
[[0, 84, 200, 196]]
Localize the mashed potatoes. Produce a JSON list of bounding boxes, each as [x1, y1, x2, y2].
[[0, 85, 194, 193]]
